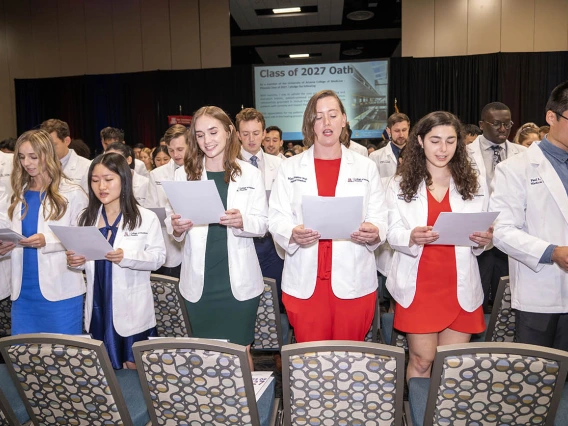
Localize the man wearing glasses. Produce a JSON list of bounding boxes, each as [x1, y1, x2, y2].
[[490, 81, 568, 350], [469, 102, 526, 313]]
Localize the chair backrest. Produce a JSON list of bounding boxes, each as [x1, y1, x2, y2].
[[0, 334, 134, 426], [253, 277, 285, 349], [364, 292, 381, 342], [133, 338, 261, 426], [150, 273, 192, 337], [282, 341, 405, 426], [424, 342, 568, 426], [0, 386, 20, 426], [485, 276, 515, 342], [0, 297, 11, 338]]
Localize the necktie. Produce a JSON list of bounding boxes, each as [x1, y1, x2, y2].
[[491, 145, 503, 170], [250, 155, 258, 168]]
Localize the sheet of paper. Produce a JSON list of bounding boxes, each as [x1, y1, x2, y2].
[[0, 228, 25, 245], [49, 225, 114, 261], [161, 180, 226, 226], [302, 196, 363, 240], [251, 371, 274, 400], [148, 207, 167, 227], [430, 212, 500, 246]]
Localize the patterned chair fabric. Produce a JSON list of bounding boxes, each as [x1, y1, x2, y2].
[[0, 297, 11, 338], [431, 351, 563, 425], [4, 340, 131, 425], [150, 274, 190, 338], [283, 342, 405, 426], [135, 343, 260, 425], [253, 278, 288, 350], [487, 277, 515, 343]]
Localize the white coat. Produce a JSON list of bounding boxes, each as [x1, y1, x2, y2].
[[167, 159, 268, 303], [6, 180, 89, 301], [145, 159, 183, 268], [63, 149, 91, 193], [348, 140, 368, 157], [376, 176, 396, 276], [261, 150, 282, 191], [134, 158, 150, 178], [268, 145, 387, 299], [83, 206, 166, 336], [132, 170, 149, 206], [468, 135, 526, 190], [489, 142, 568, 313], [370, 143, 398, 178], [385, 176, 488, 311], [0, 152, 13, 300]]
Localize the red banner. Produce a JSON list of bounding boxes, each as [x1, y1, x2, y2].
[[168, 115, 193, 126]]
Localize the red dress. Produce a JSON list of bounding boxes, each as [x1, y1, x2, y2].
[[282, 158, 377, 342], [394, 189, 485, 334]]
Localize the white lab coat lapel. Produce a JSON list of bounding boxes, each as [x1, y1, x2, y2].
[[94, 205, 126, 248], [448, 178, 467, 213], [335, 146, 355, 197], [533, 146, 568, 225], [300, 147, 319, 196]]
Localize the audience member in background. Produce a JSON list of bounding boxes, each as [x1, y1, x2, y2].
[[105, 142, 149, 206], [269, 89, 387, 343], [292, 144, 303, 155], [0, 130, 88, 335], [132, 143, 145, 160], [40, 119, 91, 192], [263, 125, 286, 159], [0, 150, 13, 303], [367, 144, 377, 155], [67, 153, 165, 369], [168, 106, 267, 370], [468, 102, 526, 312], [145, 124, 187, 278], [0, 137, 16, 153], [539, 125, 550, 139], [464, 124, 482, 144], [140, 147, 153, 171], [490, 81, 568, 351], [370, 113, 410, 178], [517, 126, 540, 148], [159, 137, 167, 146], [69, 139, 91, 159], [100, 127, 150, 178], [286, 141, 294, 151], [152, 145, 171, 168], [236, 108, 285, 312], [386, 112, 492, 380], [283, 149, 294, 158], [345, 122, 369, 157], [512, 122, 539, 144]]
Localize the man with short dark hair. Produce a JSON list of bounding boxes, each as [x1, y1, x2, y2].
[[100, 127, 149, 178], [464, 124, 482, 144], [41, 119, 91, 192], [490, 81, 568, 350], [369, 112, 410, 177], [263, 125, 285, 159], [469, 102, 526, 312]]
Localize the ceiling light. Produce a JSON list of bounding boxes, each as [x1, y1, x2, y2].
[[346, 10, 374, 21], [289, 54, 310, 58], [343, 49, 362, 56], [273, 7, 301, 14]]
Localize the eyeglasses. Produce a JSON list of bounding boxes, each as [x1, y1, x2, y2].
[[483, 120, 514, 130], [555, 111, 568, 122]]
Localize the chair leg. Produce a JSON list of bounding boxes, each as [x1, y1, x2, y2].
[[269, 398, 282, 426], [404, 400, 414, 426]]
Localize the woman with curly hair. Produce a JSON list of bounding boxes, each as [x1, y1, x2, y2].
[[385, 111, 493, 380]]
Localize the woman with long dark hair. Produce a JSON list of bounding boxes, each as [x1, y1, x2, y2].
[[168, 106, 267, 369], [67, 153, 165, 369], [0, 130, 88, 334], [386, 111, 493, 380]]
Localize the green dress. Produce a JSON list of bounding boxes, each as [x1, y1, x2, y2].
[[185, 171, 260, 345]]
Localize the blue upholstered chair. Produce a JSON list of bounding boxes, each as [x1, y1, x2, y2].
[[0, 334, 150, 426], [0, 364, 29, 426], [252, 278, 290, 351], [132, 337, 278, 426], [150, 273, 192, 337], [282, 340, 406, 426], [406, 342, 568, 426]]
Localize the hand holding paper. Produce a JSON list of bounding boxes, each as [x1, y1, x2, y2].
[[430, 212, 499, 247], [302, 196, 363, 240], [50, 225, 114, 261]]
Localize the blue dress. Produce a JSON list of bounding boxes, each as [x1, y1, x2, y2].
[[89, 208, 156, 369], [11, 191, 83, 335]]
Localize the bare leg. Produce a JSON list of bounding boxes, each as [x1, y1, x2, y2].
[[246, 344, 254, 372], [438, 328, 471, 346], [124, 361, 137, 369], [406, 333, 438, 382]]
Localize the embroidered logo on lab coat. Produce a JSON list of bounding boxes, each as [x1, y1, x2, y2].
[[348, 178, 369, 183], [530, 177, 544, 185], [289, 176, 307, 183], [237, 186, 254, 192]]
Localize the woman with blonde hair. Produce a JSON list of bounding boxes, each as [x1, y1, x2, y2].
[[168, 106, 267, 368], [0, 130, 88, 334], [140, 147, 153, 171]]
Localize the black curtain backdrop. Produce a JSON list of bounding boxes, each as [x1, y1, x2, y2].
[[14, 52, 568, 158], [389, 51, 568, 134]]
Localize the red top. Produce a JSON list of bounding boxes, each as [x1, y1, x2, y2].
[[314, 158, 342, 281], [394, 189, 485, 334]]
